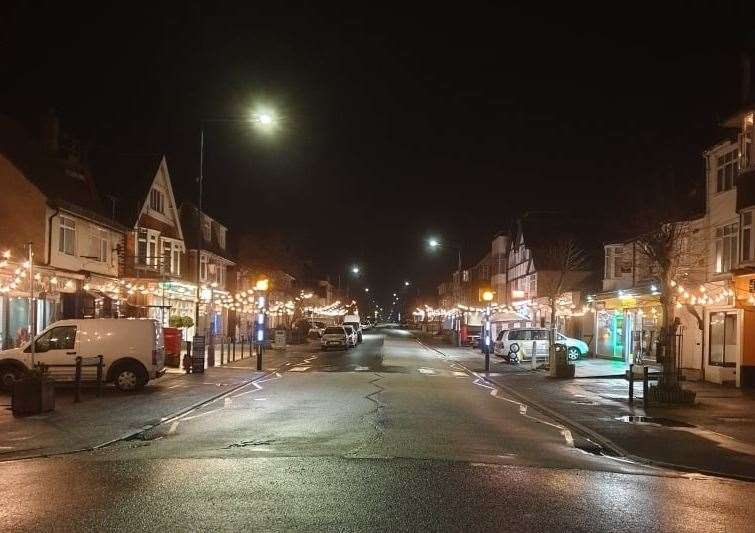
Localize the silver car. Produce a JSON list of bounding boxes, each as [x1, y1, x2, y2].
[[494, 328, 588, 362]]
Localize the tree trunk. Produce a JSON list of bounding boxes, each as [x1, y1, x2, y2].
[[659, 290, 678, 388], [548, 296, 559, 376]]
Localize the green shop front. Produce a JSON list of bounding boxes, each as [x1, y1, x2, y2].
[[593, 290, 663, 365]]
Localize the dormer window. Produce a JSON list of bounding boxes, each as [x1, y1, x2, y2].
[[150, 188, 165, 214]]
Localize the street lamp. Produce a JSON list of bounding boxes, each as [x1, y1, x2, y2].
[[195, 108, 279, 340], [426, 236, 463, 346], [351, 265, 360, 275], [404, 281, 410, 287], [364, 287, 370, 293]]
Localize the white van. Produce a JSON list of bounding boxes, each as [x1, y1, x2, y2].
[[342, 314, 362, 343], [0, 318, 165, 392]]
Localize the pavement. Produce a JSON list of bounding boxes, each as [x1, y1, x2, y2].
[[418, 333, 755, 481], [0, 329, 754, 531], [0, 341, 318, 461]]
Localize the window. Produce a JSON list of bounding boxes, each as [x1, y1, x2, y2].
[[200, 253, 208, 281], [709, 312, 738, 367], [162, 240, 172, 274], [742, 211, 753, 263], [137, 229, 148, 265], [59, 216, 76, 256], [462, 270, 469, 282], [532, 330, 549, 340], [89, 227, 109, 262], [714, 223, 738, 273], [33, 326, 76, 352], [716, 149, 738, 192], [172, 244, 182, 276], [509, 329, 531, 341], [147, 232, 159, 268], [218, 227, 226, 250], [149, 188, 164, 214], [202, 216, 211, 242]]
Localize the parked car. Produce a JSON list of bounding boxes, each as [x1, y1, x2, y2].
[[343, 325, 358, 347], [307, 321, 327, 338], [493, 328, 588, 362], [0, 318, 165, 392], [466, 334, 481, 348], [320, 326, 349, 351], [343, 315, 363, 343]]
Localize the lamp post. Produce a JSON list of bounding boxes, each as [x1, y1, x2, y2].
[[482, 290, 494, 373], [253, 278, 269, 371], [428, 237, 463, 346], [194, 110, 278, 342]]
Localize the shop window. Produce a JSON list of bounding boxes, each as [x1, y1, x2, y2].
[[59, 216, 76, 256], [742, 211, 753, 263], [716, 149, 738, 193], [714, 223, 738, 273], [709, 311, 737, 367]]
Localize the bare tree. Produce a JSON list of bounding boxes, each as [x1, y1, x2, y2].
[[538, 238, 589, 375], [634, 217, 707, 389]]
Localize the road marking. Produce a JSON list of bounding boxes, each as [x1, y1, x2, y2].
[[168, 421, 180, 434], [289, 366, 310, 372], [224, 397, 232, 408], [453, 371, 467, 377], [253, 398, 268, 401], [418, 368, 436, 374], [355, 366, 369, 371]]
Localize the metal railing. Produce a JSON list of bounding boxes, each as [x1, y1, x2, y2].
[[37, 355, 104, 403]]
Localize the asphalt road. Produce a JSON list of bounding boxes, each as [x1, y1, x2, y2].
[[1, 329, 753, 532]]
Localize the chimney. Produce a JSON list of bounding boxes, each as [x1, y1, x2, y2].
[[742, 51, 751, 105], [39, 109, 59, 155]]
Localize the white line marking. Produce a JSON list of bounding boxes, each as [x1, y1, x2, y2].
[[355, 366, 369, 371], [289, 366, 310, 372], [418, 368, 436, 374], [168, 421, 180, 434]]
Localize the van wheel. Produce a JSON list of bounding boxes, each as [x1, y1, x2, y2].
[[0, 365, 23, 392], [113, 364, 146, 391], [567, 347, 581, 361]]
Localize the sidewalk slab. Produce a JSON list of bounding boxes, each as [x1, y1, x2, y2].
[[0, 342, 319, 462], [426, 340, 755, 481]]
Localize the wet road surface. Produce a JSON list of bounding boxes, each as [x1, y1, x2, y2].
[[1, 329, 753, 531]]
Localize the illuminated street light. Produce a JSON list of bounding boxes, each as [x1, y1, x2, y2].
[[351, 266, 360, 274], [428, 238, 440, 248], [365, 288, 370, 292], [404, 281, 410, 286]]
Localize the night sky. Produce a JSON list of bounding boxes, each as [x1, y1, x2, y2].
[[1, 2, 753, 306]]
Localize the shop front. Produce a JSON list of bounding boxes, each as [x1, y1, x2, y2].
[[593, 291, 663, 365]]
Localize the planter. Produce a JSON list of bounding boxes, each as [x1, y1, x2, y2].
[[12, 376, 56, 416]]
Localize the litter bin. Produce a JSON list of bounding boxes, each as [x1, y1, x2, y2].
[[552, 343, 575, 378]]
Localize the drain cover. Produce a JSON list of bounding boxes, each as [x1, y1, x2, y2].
[[616, 416, 695, 428]]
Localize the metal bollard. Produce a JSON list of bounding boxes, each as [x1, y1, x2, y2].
[[628, 363, 634, 406], [74, 356, 82, 403], [96, 355, 104, 397], [643, 366, 649, 409], [241, 338, 245, 359], [232, 339, 236, 361]]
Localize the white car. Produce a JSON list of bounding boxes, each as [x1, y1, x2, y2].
[[343, 315, 362, 343], [0, 318, 165, 391], [320, 326, 349, 351], [342, 325, 358, 347], [493, 328, 588, 362]]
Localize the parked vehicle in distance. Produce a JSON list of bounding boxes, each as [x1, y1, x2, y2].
[[361, 322, 372, 331], [307, 321, 328, 338], [320, 326, 349, 351], [343, 325, 357, 347], [0, 318, 165, 392], [466, 334, 481, 348], [342, 314, 362, 343], [493, 328, 588, 362]]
